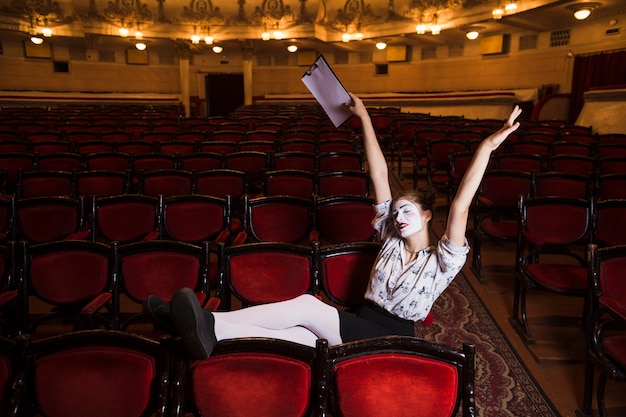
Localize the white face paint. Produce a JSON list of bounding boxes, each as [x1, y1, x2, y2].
[[392, 199, 424, 238]]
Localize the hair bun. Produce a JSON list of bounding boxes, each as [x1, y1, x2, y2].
[[418, 186, 437, 208]]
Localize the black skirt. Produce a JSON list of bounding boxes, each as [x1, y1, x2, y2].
[[337, 301, 416, 343]]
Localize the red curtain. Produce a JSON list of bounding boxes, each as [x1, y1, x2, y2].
[[569, 50, 626, 124]]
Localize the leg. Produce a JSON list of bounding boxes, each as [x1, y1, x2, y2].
[[213, 294, 343, 346]]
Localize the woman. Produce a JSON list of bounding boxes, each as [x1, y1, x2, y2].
[[145, 93, 522, 360]]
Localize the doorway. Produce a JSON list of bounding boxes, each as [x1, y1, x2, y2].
[[205, 73, 244, 117]]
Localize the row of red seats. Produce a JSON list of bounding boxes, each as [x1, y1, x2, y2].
[[0, 330, 475, 417]]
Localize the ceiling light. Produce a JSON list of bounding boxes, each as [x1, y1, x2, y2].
[[287, 44, 298, 53], [342, 33, 351, 42], [191, 34, 200, 44], [567, 3, 601, 20], [273, 30, 283, 40], [41, 27, 52, 37], [505, 0, 517, 14], [119, 27, 129, 37], [416, 23, 426, 34], [261, 31, 270, 41], [430, 23, 441, 35], [135, 42, 146, 51], [375, 41, 387, 50], [204, 36, 214, 44], [30, 36, 44, 44], [465, 26, 484, 40], [212, 45, 223, 54], [466, 30, 479, 40], [354, 32, 363, 41], [134, 31, 143, 39], [492, 7, 504, 19], [574, 8, 591, 19]]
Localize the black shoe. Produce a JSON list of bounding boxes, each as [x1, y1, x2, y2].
[[143, 295, 175, 334], [171, 287, 217, 360]]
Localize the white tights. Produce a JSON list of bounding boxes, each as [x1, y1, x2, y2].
[[212, 294, 343, 347]]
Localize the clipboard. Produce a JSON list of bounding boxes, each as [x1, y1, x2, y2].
[[301, 54, 353, 128]]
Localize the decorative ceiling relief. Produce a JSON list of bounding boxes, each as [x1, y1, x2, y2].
[[103, 0, 153, 24], [2, 0, 70, 25], [180, 0, 226, 26]]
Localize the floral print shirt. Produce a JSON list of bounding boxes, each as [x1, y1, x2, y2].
[[364, 200, 470, 321]]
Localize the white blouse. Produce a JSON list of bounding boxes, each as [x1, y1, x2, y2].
[[363, 200, 470, 321]]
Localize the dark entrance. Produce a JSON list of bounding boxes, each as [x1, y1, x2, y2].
[[205, 73, 244, 117]]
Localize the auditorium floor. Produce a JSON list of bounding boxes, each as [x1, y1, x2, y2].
[[394, 162, 626, 417]]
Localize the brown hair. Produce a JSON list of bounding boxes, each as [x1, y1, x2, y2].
[[392, 187, 437, 216]]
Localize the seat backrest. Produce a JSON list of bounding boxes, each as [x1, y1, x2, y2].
[[519, 195, 593, 247], [91, 194, 159, 243], [84, 151, 131, 171], [318, 151, 363, 173], [178, 152, 223, 172], [16, 170, 75, 199], [76, 170, 129, 199], [245, 130, 279, 142], [99, 131, 133, 143], [223, 151, 269, 186], [508, 140, 552, 156], [533, 171, 590, 199], [114, 240, 210, 329], [594, 199, 626, 246], [279, 139, 317, 153], [160, 194, 231, 244], [548, 154, 596, 175], [0, 153, 37, 192], [212, 130, 246, 143], [158, 140, 197, 156], [13, 196, 86, 243], [315, 196, 376, 243], [175, 131, 207, 143], [139, 169, 194, 198], [217, 241, 316, 308], [587, 243, 626, 324], [37, 152, 83, 172], [65, 130, 100, 143], [598, 157, 626, 176], [427, 138, 468, 172], [194, 169, 248, 201], [477, 170, 534, 210], [493, 153, 545, 173], [263, 170, 316, 199], [74, 140, 117, 154], [318, 337, 476, 417], [551, 141, 594, 156], [141, 132, 175, 143], [243, 195, 315, 244], [15, 330, 170, 417], [115, 141, 155, 155], [185, 337, 316, 417], [130, 153, 176, 177], [316, 241, 381, 308], [19, 240, 113, 334], [596, 173, 626, 200], [198, 141, 238, 154], [317, 170, 370, 197], [272, 151, 318, 172]]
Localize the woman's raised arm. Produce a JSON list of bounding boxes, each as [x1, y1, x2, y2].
[[445, 105, 522, 247], [347, 93, 392, 204]]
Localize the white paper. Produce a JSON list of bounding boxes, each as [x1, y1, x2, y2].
[[301, 55, 353, 128]]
